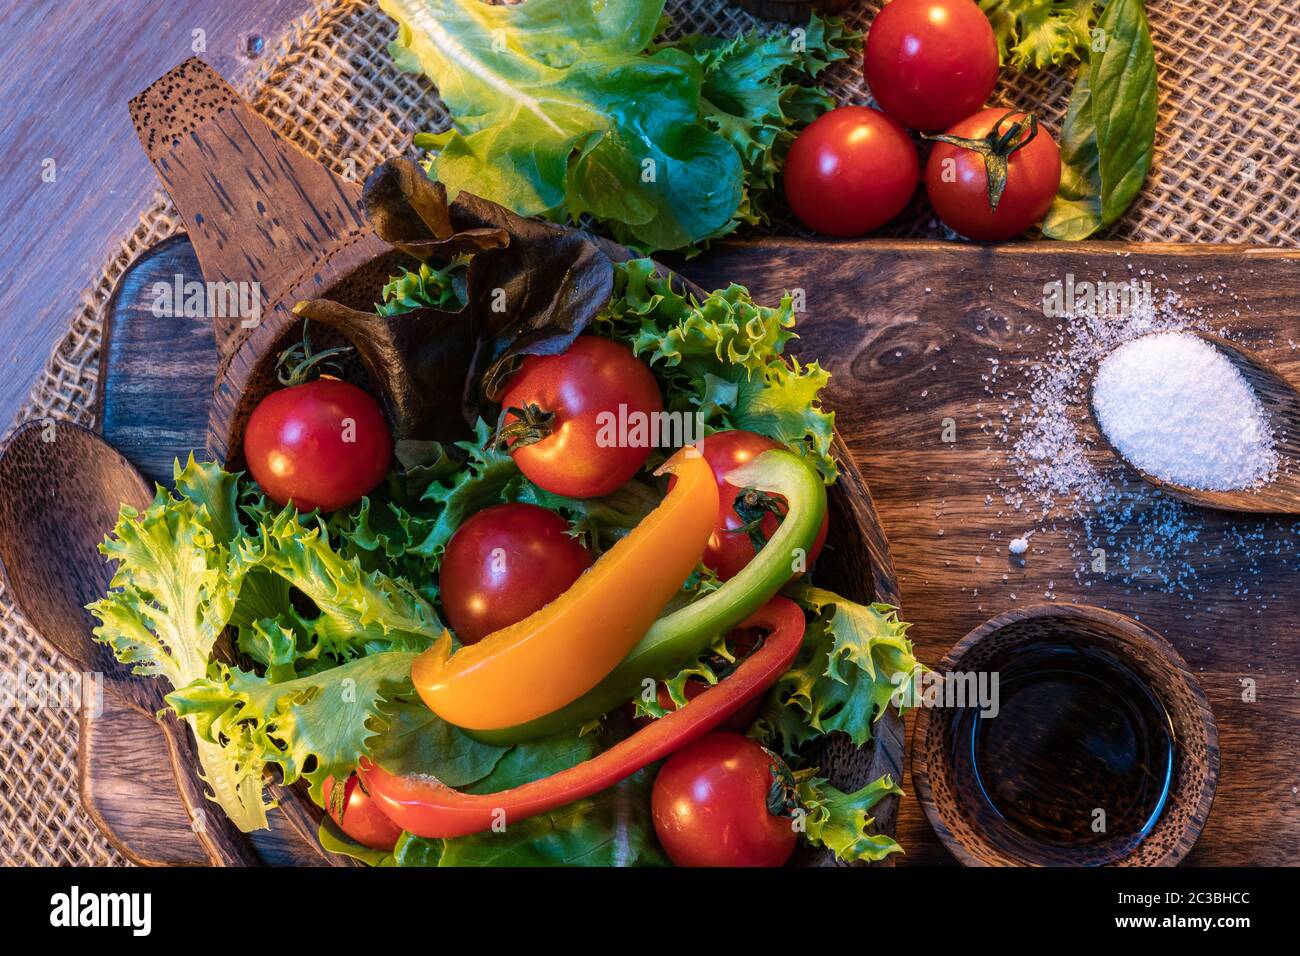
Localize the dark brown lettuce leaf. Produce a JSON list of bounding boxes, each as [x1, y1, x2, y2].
[[290, 299, 475, 444], [362, 159, 615, 403], [291, 160, 615, 443]]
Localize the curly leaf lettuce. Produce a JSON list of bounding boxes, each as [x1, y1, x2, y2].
[[979, 0, 1095, 71], [597, 258, 838, 482], [89, 458, 269, 830], [757, 585, 920, 754], [798, 772, 904, 863], [169, 651, 419, 802], [243, 509, 442, 659]]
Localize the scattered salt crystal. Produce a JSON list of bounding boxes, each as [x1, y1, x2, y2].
[[1009, 536, 1030, 555], [1092, 332, 1277, 490]]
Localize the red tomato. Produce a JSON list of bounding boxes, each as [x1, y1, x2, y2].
[[439, 502, 593, 644], [677, 430, 828, 581], [783, 106, 919, 237], [652, 732, 798, 867], [925, 109, 1062, 240], [864, 0, 1000, 131], [322, 773, 403, 852], [499, 337, 663, 498], [244, 378, 392, 512]]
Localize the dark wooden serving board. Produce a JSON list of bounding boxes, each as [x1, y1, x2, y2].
[[96, 234, 1300, 866], [686, 238, 1300, 866]]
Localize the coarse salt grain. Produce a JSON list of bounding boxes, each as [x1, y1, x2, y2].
[[1091, 332, 1277, 490]]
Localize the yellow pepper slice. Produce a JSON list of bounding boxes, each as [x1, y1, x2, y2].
[[412, 447, 719, 730]]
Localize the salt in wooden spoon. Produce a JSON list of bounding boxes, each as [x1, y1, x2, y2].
[[1089, 331, 1300, 513]]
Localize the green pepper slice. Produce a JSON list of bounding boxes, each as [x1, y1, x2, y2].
[[466, 448, 827, 744]]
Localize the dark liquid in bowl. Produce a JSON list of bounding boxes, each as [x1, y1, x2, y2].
[[955, 643, 1175, 855]]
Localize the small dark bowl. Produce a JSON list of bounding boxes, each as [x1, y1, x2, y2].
[[912, 603, 1218, 867]]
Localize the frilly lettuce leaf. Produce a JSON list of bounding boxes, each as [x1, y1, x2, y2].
[[674, 14, 858, 229], [89, 457, 270, 830], [797, 772, 904, 863], [979, 0, 1095, 71], [375, 257, 469, 315], [597, 258, 838, 482], [240, 509, 442, 660], [169, 651, 420, 803], [756, 585, 920, 754]]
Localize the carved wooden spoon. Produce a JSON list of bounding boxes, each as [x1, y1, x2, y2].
[[1089, 331, 1300, 513], [0, 420, 261, 865], [0, 419, 365, 866]]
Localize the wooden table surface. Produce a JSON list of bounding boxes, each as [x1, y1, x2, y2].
[[0, 0, 309, 429], [687, 239, 1300, 867], [6, 2, 1297, 869]]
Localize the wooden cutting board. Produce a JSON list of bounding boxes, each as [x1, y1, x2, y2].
[[94, 234, 1300, 866], [685, 238, 1300, 865]]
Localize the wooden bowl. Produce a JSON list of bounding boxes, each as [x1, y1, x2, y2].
[[911, 604, 1218, 867], [76, 58, 910, 866], [208, 222, 908, 868]]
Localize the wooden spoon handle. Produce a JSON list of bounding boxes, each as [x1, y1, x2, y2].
[[155, 710, 262, 867], [128, 58, 369, 360]]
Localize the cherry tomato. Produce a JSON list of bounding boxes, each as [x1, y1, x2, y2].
[[783, 106, 919, 237], [864, 0, 1000, 131], [439, 502, 593, 644], [499, 337, 663, 498], [652, 732, 798, 867], [925, 109, 1062, 240], [244, 378, 392, 512], [322, 773, 403, 852], [674, 430, 828, 580]]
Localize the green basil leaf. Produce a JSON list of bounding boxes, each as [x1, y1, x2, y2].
[[1091, 0, 1157, 224], [1043, 67, 1103, 239], [1043, 0, 1156, 240]]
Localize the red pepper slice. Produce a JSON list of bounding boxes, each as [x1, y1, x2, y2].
[[359, 596, 805, 839]]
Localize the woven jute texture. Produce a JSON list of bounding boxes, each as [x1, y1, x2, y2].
[[3, 0, 1299, 866]]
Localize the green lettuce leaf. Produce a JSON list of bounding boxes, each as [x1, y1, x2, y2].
[[597, 258, 838, 482], [650, 15, 859, 236], [367, 699, 509, 788], [387, 0, 742, 252], [376, 257, 470, 315], [386, 0, 856, 253], [169, 650, 419, 802], [242, 509, 442, 660], [89, 457, 270, 830], [979, 0, 1095, 71], [797, 772, 904, 863], [389, 731, 667, 866], [757, 585, 920, 754]]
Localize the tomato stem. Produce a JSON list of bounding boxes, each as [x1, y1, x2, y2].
[[492, 402, 556, 450], [764, 749, 801, 819], [276, 321, 353, 387], [733, 488, 787, 552], [923, 111, 1040, 213]]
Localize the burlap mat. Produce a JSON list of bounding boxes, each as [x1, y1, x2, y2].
[[3, 0, 1298, 866]]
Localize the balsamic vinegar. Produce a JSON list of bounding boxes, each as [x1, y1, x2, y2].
[[955, 642, 1176, 851]]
